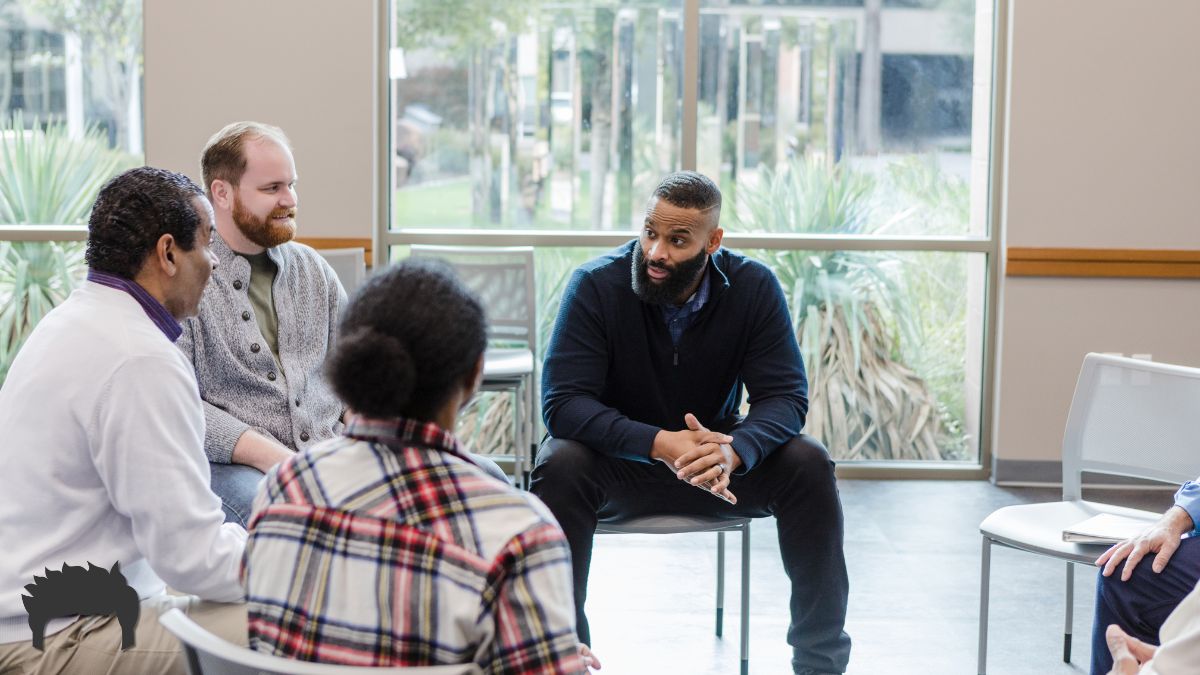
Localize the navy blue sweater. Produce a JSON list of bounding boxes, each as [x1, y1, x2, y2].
[[542, 241, 809, 472]]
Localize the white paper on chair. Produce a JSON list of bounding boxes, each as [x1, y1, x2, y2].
[[1062, 513, 1157, 544]]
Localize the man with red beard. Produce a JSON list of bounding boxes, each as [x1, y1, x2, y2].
[[179, 122, 508, 527], [177, 122, 347, 527], [531, 171, 850, 675]]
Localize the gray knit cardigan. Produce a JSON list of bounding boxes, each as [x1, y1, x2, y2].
[[177, 234, 347, 464]]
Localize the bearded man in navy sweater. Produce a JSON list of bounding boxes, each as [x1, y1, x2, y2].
[[530, 171, 851, 675]]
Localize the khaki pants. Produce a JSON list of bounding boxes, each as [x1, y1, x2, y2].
[[0, 594, 246, 675]]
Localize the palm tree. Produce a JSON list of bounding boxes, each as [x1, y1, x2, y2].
[[0, 114, 132, 384], [731, 157, 948, 460]]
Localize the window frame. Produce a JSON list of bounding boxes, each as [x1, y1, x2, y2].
[[388, 0, 1008, 478]]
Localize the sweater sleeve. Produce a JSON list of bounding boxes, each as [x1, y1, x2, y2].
[[177, 317, 250, 464], [728, 269, 809, 472], [90, 353, 247, 602], [542, 269, 661, 460]]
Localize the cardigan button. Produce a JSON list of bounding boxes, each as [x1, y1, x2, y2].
[[300, 432, 310, 443], [267, 371, 276, 382], [242, 311, 251, 321], [233, 280, 243, 290], [250, 343, 261, 353]]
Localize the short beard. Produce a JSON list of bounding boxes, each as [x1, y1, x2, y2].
[[631, 244, 709, 305], [232, 194, 296, 248]]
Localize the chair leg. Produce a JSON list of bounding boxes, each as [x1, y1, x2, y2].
[[740, 523, 750, 675], [978, 536, 991, 675], [1064, 561, 1074, 663], [716, 531, 726, 637]]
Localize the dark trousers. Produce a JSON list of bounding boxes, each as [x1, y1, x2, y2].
[[530, 434, 852, 674], [1090, 535, 1200, 674]]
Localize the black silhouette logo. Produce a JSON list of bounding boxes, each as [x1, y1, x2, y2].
[[22, 562, 140, 651]]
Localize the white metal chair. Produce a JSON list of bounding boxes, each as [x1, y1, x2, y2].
[[316, 247, 368, 295], [977, 353, 1200, 674], [158, 608, 482, 675], [409, 246, 537, 486], [597, 514, 752, 675]]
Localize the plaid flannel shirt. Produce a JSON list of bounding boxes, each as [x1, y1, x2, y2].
[[242, 416, 584, 674]]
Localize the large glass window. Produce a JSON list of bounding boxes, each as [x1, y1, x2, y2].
[[387, 0, 998, 468], [392, 0, 683, 231], [0, 0, 143, 385]]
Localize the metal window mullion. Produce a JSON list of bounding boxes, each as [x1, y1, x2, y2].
[[0, 226, 87, 242], [383, 228, 993, 253]]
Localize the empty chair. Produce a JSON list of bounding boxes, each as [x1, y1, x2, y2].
[[409, 245, 536, 485], [316, 247, 367, 295], [158, 608, 483, 675], [977, 353, 1200, 674]]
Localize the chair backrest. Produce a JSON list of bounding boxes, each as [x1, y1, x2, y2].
[[158, 609, 483, 675], [316, 247, 368, 296], [1061, 353, 1200, 500], [409, 246, 535, 347]]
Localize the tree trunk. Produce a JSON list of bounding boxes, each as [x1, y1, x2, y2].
[[856, 0, 883, 155], [468, 47, 491, 223], [589, 8, 614, 230]]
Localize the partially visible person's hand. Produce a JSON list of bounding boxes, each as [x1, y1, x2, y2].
[[671, 413, 741, 504], [1097, 506, 1194, 581], [1105, 623, 1157, 674], [231, 429, 294, 474], [578, 643, 602, 671]]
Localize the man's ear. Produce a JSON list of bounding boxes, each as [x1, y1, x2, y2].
[[209, 179, 233, 210], [706, 226, 724, 254], [155, 234, 179, 277]]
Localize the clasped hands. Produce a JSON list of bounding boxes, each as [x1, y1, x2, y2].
[[650, 413, 741, 504]]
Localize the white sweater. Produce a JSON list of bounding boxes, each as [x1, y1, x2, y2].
[[0, 282, 246, 645]]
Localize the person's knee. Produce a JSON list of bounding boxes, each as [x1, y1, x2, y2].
[[209, 464, 265, 526], [531, 438, 597, 488], [773, 434, 836, 482]]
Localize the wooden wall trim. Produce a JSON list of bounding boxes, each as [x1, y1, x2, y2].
[[296, 237, 373, 267], [1007, 247, 1200, 279]]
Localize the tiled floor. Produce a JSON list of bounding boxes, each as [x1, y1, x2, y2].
[[583, 479, 1174, 675]]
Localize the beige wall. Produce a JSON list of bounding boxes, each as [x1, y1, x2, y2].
[[994, 0, 1200, 468], [143, 0, 380, 239]]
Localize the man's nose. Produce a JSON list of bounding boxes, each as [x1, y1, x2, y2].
[[648, 240, 666, 260], [279, 187, 297, 209]]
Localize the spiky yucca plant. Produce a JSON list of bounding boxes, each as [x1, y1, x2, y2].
[[0, 115, 133, 384], [732, 157, 947, 460]]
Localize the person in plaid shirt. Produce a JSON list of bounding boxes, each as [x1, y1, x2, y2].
[[241, 258, 598, 673]]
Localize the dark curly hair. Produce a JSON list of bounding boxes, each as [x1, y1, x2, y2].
[[326, 258, 488, 422], [85, 167, 206, 279], [652, 170, 721, 213]]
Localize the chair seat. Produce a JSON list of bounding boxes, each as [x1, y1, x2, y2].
[[482, 348, 533, 381], [980, 499, 1159, 564], [597, 514, 752, 535]]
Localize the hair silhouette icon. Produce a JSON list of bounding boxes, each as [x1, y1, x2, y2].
[[22, 562, 140, 651]]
